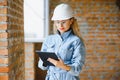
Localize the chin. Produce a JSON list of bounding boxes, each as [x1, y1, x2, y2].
[[60, 31, 65, 34]]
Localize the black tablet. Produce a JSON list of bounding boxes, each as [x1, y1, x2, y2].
[[36, 51, 59, 66]]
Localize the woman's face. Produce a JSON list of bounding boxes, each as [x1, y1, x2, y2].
[[55, 18, 73, 34]]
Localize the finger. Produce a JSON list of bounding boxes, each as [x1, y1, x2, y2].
[[47, 58, 54, 62], [47, 58, 51, 61], [58, 58, 63, 62], [47, 58, 57, 65]]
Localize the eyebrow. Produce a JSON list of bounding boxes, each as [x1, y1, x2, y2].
[[56, 19, 69, 22]]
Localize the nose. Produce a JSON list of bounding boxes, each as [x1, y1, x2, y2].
[[58, 23, 63, 27]]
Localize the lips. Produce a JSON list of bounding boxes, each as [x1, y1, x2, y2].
[[59, 28, 64, 30]]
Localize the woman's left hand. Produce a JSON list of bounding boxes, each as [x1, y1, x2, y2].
[[47, 58, 71, 71]]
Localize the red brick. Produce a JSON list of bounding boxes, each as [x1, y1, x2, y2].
[[0, 1, 7, 6], [0, 24, 7, 30], [80, 73, 88, 77], [0, 41, 8, 47], [0, 67, 9, 73], [0, 75, 8, 80], [80, 78, 90, 80], [0, 49, 8, 55], [0, 8, 7, 14], [0, 33, 8, 38], [93, 78, 103, 80], [0, 0, 24, 80], [0, 16, 7, 22], [0, 58, 8, 64]]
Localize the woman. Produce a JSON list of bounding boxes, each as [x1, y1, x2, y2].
[[38, 3, 86, 80]]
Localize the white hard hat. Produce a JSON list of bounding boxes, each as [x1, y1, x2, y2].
[[51, 3, 73, 20]]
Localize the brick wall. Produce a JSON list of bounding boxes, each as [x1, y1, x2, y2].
[[49, 0, 120, 80], [34, 43, 47, 80], [25, 43, 35, 80], [0, 0, 24, 80], [25, 43, 47, 80], [24, 0, 120, 80]]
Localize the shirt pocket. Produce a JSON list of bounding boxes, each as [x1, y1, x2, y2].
[[61, 47, 74, 60], [47, 44, 55, 52]]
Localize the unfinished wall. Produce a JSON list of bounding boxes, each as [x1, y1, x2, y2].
[[50, 0, 120, 80], [24, 0, 120, 80], [25, 42, 46, 80], [25, 43, 35, 80], [0, 0, 24, 80]]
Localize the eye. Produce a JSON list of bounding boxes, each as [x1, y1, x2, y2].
[[62, 21, 65, 24], [55, 21, 59, 24], [57, 22, 60, 24]]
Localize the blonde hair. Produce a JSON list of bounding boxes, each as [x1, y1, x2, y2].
[[53, 17, 84, 42]]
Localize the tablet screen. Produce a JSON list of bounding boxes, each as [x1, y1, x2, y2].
[[36, 51, 59, 66]]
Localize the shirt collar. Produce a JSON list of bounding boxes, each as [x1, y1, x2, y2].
[[57, 30, 72, 41]]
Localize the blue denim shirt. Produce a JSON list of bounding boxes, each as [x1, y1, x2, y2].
[[38, 30, 86, 80]]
